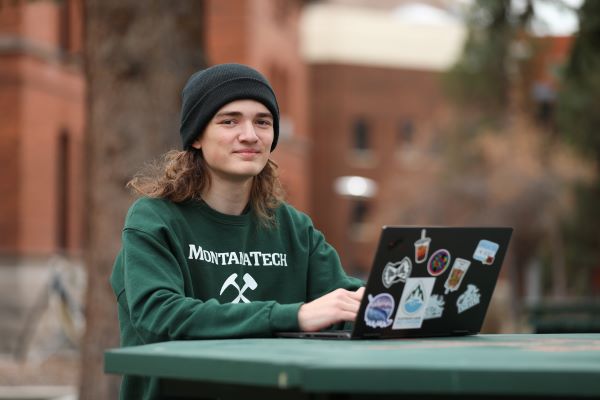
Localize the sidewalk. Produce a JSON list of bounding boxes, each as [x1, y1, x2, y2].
[[0, 386, 76, 400], [0, 352, 79, 400]]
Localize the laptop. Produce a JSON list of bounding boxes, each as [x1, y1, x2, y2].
[[277, 226, 513, 339]]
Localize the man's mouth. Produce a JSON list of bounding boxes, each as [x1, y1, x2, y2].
[[234, 149, 260, 154]]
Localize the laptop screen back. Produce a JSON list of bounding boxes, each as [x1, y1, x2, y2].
[[352, 226, 513, 339]]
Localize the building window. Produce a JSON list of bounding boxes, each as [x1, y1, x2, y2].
[[351, 200, 369, 227], [352, 118, 369, 151], [398, 119, 414, 146], [349, 199, 371, 243], [531, 81, 556, 131], [59, 0, 71, 53], [57, 130, 70, 251]]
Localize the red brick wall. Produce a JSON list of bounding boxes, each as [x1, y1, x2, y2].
[[18, 55, 85, 255], [0, 0, 85, 256], [21, 1, 61, 47], [0, 56, 21, 252], [205, 0, 250, 65], [0, 1, 23, 34]]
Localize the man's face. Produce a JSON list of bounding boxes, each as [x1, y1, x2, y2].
[[191, 99, 274, 182]]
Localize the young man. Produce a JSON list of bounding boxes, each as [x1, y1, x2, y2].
[[111, 63, 364, 399]]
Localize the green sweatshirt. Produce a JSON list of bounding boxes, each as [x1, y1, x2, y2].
[[110, 197, 362, 399]]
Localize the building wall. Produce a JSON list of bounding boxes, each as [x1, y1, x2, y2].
[[204, 0, 310, 212], [0, 0, 85, 354], [18, 55, 85, 255], [0, 55, 21, 251], [0, 0, 85, 257], [309, 63, 450, 275]]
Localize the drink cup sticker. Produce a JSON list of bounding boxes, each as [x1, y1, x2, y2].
[[427, 249, 451, 276], [414, 229, 431, 264], [456, 284, 481, 313], [444, 258, 471, 294], [364, 293, 395, 328], [424, 294, 445, 320], [382, 257, 412, 288], [392, 277, 435, 330], [473, 240, 499, 265]]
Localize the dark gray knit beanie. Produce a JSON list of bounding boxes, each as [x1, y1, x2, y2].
[[180, 63, 280, 151]]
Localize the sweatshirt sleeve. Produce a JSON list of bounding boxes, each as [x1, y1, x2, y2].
[[117, 227, 301, 343], [305, 224, 365, 301]]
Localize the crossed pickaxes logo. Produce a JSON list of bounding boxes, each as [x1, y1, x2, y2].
[[219, 273, 258, 303]]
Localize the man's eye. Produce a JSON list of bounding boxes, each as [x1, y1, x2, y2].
[[256, 119, 272, 126], [220, 119, 235, 125]]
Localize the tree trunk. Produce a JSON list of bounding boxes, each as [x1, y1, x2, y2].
[[81, 1, 204, 398]]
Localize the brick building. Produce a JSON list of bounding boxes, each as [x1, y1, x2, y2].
[[0, 0, 85, 353], [0, 0, 85, 257], [302, 2, 465, 275]]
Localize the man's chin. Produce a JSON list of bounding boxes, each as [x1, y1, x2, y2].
[[209, 162, 267, 182], [226, 168, 264, 181]]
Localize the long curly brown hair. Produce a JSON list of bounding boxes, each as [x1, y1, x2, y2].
[[127, 149, 284, 226]]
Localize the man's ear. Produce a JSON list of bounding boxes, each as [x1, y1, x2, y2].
[[191, 138, 202, 150]]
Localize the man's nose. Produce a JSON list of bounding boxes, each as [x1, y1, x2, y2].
[[238, 120, 258, 141]]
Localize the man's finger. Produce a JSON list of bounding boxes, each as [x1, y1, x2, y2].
[[339, 310, 359, 322], [340, 297, 362, 312], [349, 287, 365, 300]]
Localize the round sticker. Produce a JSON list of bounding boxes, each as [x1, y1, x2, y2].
[[364, 293, 395, 328], [427, 249, 451, 276]]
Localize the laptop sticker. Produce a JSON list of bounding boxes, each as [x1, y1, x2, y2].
[[392, 277, 435, 329], [427, 249, 451, 276], [424, 294, 445, 320], [382, 257, 412, 288], [473, 240, 499, 265], [457, 284, 481, 313], [414, 229, 431, 264], [444, 258, 471, 294], [364, 293, 395, 328]]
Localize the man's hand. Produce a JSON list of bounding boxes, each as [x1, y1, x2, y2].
[[298, 287, 365, 332]]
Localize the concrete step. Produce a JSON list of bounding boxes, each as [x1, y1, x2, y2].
[[0, 386, 76, 400]]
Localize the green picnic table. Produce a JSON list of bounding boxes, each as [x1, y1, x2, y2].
[[105, 333, 600, 399]]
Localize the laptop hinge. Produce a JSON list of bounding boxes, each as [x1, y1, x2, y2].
[[361, 333, 381, 339], [452, 330, 471, 336]]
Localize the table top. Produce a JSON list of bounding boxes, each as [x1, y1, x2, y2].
[[105, 333, 600, 397]]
